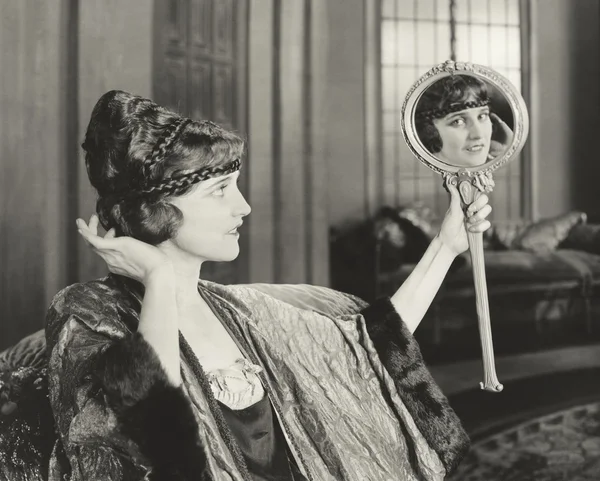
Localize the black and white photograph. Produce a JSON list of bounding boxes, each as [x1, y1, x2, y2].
[[1, 1, 599, 480]]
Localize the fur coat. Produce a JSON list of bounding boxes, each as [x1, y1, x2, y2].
[[44, 274, 469, 480]]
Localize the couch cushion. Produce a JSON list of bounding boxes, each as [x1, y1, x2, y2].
[[378, 250, 600, 298], [561, 223, 600, 256], [511, 211, 587, 254], [0, 330, 46, 372], [1, 330, 53, 481], [0, 366, 55, 481], [453, 250, 590, 291]]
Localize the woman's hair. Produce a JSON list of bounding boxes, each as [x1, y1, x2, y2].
[[82, 90, 245, 244], [415, 75, 489, 154]]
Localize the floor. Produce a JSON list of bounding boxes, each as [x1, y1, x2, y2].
[[431, 343, 600, 480], [430, 343, 600, 397]]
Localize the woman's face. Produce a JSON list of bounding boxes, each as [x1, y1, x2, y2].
[[166, 170, 251, 263], [432, 105, 492, 167]]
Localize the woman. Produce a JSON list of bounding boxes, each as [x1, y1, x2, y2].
[[45, 90, 492, 481], [416, 74, 513, 167]]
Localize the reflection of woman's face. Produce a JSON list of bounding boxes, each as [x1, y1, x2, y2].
[[432, 106, 492, 167]]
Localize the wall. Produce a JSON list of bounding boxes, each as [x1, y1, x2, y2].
[[323, 0, 600, 226], [246, 0, 330, 285], [568, 0, 600, 221], [0, 0, 70, 350], [2, 0, 598, 351], [0, 0, 332, 350], [530, 0, 600, 220], [324, 0, 370, 226], [77, 0, 154, 281], [0, 1, 154, 351]]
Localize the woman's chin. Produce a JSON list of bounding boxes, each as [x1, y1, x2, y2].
[[454, 153, 488, 167], [216, 239, 241, 262], [193, 240, 241, 263]]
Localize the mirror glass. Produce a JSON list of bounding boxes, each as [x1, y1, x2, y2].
[[414, 74, 514, 168], [401, 61, 529, 175]]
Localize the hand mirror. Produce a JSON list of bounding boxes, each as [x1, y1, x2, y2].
[[401, 60, 530, 392]]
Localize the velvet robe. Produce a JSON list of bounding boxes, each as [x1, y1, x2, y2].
[[44, 274, 469, 480]]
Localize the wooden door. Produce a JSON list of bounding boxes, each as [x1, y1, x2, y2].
[[153, 0, 248, 284]]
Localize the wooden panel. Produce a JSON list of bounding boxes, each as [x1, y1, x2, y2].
[[163, 56, 188, 113], [0, 0, 69, 350], [212, 64, 234, 127], [190, 0, 212, 55], [155, 0, 247, 284], [278, 0, 307, 283], [78, 0, 154, 283], [165, 0, 188, 52], [308, 0, 331, 286], [213, 0, 234, 59], [189, 61, 212, 119], [325, 0, 367, 225], [364, 0, 383, 217], [247, 0, 276, 283]]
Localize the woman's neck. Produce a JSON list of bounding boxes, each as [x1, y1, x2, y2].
[[159, 245, 204, 305]]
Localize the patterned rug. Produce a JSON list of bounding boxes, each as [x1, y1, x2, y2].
[[449, 401, 600, 480]]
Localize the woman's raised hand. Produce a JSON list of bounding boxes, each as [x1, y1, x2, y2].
[[76, 214, 173, 284], [489, 112, 514, 158], [437, 183, 492, 256]]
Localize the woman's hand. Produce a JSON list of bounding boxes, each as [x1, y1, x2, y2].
[[489, 112, 514, 158], [76, 214, 173, 284], [438, 183, 492, 256]]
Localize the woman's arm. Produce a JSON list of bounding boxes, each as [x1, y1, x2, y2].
[[137, 265, 180, 386], [390, 183, 491, 333], [76, 215, 181, 385], [390, 236, 456, 333], [45, 214, 208, 479]]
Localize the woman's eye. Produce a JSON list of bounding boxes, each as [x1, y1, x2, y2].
[[212, 185, 227, 197], [450, 118, 465, 127], [479, 112, 490, 121]]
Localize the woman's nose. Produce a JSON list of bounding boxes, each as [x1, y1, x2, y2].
[[468, 121, 483, 139], [234, 190, 252, 217]]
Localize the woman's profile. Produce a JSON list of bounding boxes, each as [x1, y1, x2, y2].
[[44, 90, 492, 480], [416, 74, 513, 167]]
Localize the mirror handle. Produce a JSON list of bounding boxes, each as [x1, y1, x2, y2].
[[466, 229, 504, 393], [451, 174, 504, 393]]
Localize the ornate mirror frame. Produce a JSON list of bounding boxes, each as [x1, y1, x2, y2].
[[401, 60, 530, 392]]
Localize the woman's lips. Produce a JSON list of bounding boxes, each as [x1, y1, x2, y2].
[[227, 222, 243, 235], [465, 144, 485, 153]]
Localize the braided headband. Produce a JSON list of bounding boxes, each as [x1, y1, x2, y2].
[[121, 158, 242, 200], [115, 116, 242, 201], [416, 98, 490, 121], [142, 117, 193, 178]]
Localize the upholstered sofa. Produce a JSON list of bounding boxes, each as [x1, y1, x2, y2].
[[331, 206, 600, 363], [0, 331, 52, 481]]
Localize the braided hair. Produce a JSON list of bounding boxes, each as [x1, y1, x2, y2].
[[415, 74, 490, 154], [82, 90, 245, 245]]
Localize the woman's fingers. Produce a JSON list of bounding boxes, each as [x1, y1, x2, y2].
[[78, 225, 111, 251], [467, 194, 489, 214], [104, 228, 116, 239], [467, 204, 492, 223], [446, 181, 462, 208], [88, 214, 99, 236], [468, 220, 491, 233]]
